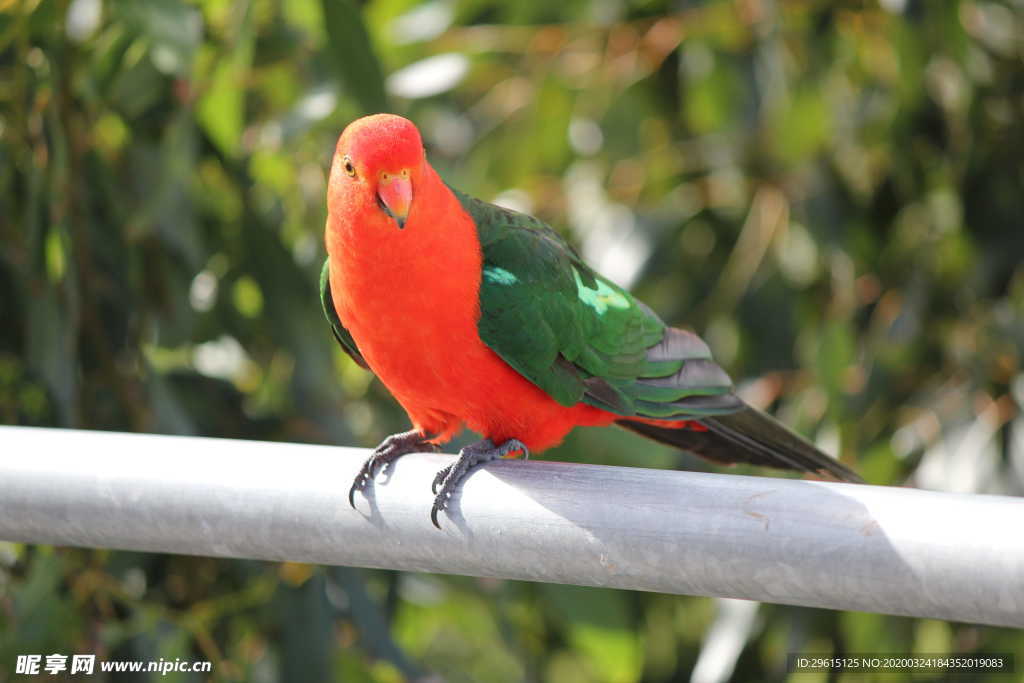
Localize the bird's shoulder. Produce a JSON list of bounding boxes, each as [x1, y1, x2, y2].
[[448, 185, 578, 271], [448, 185, 643, 325]]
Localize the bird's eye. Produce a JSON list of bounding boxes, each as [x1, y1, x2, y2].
[[343, 156, 356, 177]]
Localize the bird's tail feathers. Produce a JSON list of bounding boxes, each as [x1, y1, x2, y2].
[[616, 402, 863, 483]]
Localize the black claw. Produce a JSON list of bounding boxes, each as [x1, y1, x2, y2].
[[348, 464, 374, 508], [431, 465, 452, 494], [348, 429, 435, 507], [428, 438, 529, 529], [430, 488, 453, 529]]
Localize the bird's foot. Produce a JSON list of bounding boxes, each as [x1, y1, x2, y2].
[[430, 438, 528, 529], [349, 429, 438, 507]]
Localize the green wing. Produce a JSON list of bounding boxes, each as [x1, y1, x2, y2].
[[452, 189, 742, 419], [320, 259, 368, 369]]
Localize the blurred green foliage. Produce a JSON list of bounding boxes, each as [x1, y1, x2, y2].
[[1, 0, 1023, 681]]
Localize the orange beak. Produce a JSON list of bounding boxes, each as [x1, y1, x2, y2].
[[376, 173, 412, 229]]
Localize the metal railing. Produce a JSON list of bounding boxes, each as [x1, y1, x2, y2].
[[1, 426, 1021, 627]]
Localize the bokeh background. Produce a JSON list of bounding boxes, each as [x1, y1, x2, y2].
[[2, 0, 1023, 680]]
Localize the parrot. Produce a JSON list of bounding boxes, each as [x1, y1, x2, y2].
[[321, 113, 863, 528]]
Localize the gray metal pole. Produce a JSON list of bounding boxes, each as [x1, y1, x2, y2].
[[1, 426, 1022, 627]]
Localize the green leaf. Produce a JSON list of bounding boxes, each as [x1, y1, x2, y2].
[[26, 285, 77, 427], [114, 0, 202, 76], [319, 0, 389, 114], [542, 585, 642, 683], [277, 572, 334, 682], [197, 39, 253, 157]]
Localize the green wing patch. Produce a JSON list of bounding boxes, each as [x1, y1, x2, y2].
[[451, 188, 742, 419], [320, 259, 368, 369]]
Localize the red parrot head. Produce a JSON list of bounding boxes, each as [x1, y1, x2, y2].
[[330, 114, 424, 230]]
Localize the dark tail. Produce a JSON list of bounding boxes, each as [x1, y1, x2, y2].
[[616, 402, 864, 483]]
